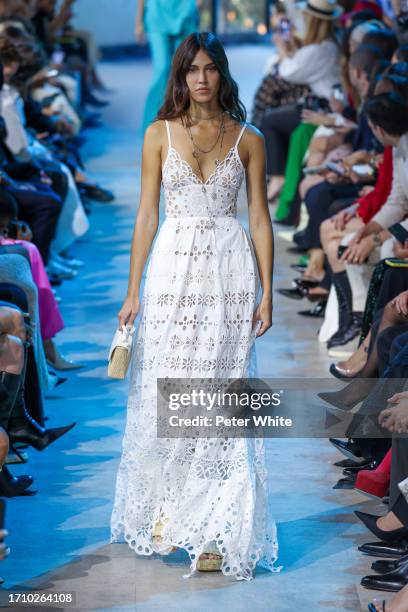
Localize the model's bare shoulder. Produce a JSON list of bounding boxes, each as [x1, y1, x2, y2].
[[242, 123, 264, 146], [142, 121, 167, 159]]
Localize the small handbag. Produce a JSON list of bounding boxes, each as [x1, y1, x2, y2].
[[108, 325, 135, 379]]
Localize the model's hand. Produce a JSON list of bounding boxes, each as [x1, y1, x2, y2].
[[252, 296, 272, 338], [118, 296, 140, 329]]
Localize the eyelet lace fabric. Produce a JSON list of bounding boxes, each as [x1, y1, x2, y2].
[[110, 120, 280, 581]]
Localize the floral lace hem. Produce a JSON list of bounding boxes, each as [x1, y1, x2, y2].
[[110, 523, 282, 582]]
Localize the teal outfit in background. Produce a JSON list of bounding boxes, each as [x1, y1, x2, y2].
[[142, 0, 199, 134]]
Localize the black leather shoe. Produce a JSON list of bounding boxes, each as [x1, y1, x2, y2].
[[329, 438, 368, 462], [372, 553, 408, 573], [0, 465, 35, 497], [298, 301, 327, 318], [359, 540, 408, 558], [333, 475, 356, 489], [343, 460, 376, 476], [333, 458, 368, 468], [276, 287, 305, 300], [327, 315, 362, 349], [361, 559, 408, 592], [355, 511, 408, 543], [9, 407, 76, 452]]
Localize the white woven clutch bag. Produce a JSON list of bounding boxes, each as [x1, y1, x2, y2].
[[108, 325, 135, 379]]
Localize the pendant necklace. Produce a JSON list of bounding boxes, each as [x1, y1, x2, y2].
[[185, 112, 226, 220]]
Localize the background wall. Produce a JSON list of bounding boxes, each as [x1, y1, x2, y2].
[[72, 0, 137, 47]]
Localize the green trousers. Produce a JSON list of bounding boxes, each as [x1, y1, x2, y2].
[[275, 123, 318, 221]]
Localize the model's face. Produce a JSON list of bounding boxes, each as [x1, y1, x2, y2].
[[185, 49, 221, 104]]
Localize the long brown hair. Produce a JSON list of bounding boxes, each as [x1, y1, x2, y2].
[[156, 32, 246, 125], [303, 14, 336, 46]]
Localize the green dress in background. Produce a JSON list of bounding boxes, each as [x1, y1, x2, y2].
[[141, 0, 199, 134]]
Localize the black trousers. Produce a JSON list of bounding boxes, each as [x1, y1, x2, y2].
[[0, 284, 44, 426], [299, 181, 361, 249], [2, 185, 62, 264], [376, 269, 408, 313], [260, 103, 301, 176]]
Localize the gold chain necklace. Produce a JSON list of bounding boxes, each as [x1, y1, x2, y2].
[[186, 112, 225, 155]]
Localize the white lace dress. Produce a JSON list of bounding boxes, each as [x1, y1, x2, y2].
[[110, 120, 280, 581]]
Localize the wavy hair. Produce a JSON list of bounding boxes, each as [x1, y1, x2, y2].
[[156, 32, 246, 125]]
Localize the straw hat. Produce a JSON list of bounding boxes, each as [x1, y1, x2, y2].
[[297, 0, 344, 20]]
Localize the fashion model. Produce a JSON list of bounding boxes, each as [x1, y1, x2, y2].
[[135, 0, 199, 133], [111, 32, 279, 581]]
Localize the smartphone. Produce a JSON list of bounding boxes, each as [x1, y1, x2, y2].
[[352, 163, 375, 176], [326, 161, 346, 176], [331, 84, 346, 104], [51, 50, 65, 65], [303, 165, 327, 175], [279, 17, 292, 40], [389, 223, 408, 245]]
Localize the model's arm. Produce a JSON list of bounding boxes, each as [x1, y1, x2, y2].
[[118, 122, 162, 328], [245, 127, 274, 337], [135, 0, 145, 42]]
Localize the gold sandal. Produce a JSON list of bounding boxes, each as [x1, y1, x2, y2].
[[197, 541, 223, 572], [152, 519, 177, 554]]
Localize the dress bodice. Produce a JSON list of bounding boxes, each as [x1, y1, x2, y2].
[[162, 120, 246, 219]]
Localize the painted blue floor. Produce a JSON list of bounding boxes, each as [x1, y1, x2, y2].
[[0, 50, 385, 611]]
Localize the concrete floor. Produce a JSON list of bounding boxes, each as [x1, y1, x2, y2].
[[0, 47, 391, 611]]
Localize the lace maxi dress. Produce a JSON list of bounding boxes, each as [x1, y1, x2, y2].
[[111, 119, 280, 581]]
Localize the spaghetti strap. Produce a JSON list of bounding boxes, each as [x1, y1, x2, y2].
[[235, 122, 247, 149], [165, 120, 172, 148]]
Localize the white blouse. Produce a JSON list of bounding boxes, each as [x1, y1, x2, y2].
[[373, 133, 408, 230], [278, 39, 341, 99]]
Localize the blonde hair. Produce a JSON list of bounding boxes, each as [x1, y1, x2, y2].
[[303, 14, 335, 46]]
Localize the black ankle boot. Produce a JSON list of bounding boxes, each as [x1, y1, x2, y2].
[[0, 372, 21, 426], [327, 271, 360, 348], [0, 465, 34, 497], [328, 313, 363, 349], [8, 388, 76, 451]]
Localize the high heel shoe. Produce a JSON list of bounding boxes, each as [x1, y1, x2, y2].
[[362, 558, 408, 592], [372, 552, 408, 574], [355, 449, 391, 499], [152, 520, 176, 554], [0, 465, 35, 497], [197, 541, 223, 572], [329, 363, 362, 381], [355, 511, 408, 543], [8, 402, 75, 452], [44, 339, 84, 371]]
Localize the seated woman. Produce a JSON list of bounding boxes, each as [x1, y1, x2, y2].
[[259, 0, 343, 203], [0, 190, 83, 370], [0, 303, 35, 497]]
